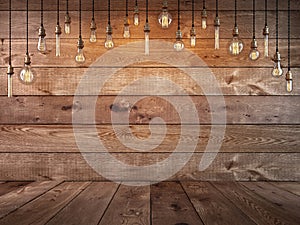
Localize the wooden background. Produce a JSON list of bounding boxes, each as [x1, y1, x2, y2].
[[0, 0, 299, 181]]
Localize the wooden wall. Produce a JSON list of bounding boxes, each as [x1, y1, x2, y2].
[[0, 0, 299, 181]]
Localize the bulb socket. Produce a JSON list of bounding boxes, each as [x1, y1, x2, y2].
[[232, 26, 239, 37], [24, 53, 31, 65], [7, 64, 14, 75], [144, 22, 150, 33], [250, 38, 258, 49], [77, 37, 84, 49], [162, 0, 168, 9], [124, 17, 130, 26], [55, 24, 62, 35], [214, 17, 220, 27], [134, 5, 139, 14], [273, 51, 281, 62], [201, 8, 207, 18], [263, 25, 269, 35], [90, 19, 97, 30], [106, 24, 113, 35], [65, 13, 71, 24], [190, 27, 196, 36], [38, 25, 46, 38], [176, 30, 183, 40], [286, 70, 293, 81]]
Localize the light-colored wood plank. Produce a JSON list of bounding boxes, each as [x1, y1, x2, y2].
[[151, 182, 204, 225], [0, 180, 62, 219], [212, 182, 300, 225], [181, 181, 256, 225], [0, 96, 299, 125], [0, 181, 31, 196], [270, 182, 300, 196], [99, 184, 150, 225], [0, 181, 90, 225], [241, 182, 300, 218], [46, 182, 119, 225], [0, 125, 299, 153], [0, 153, 298, 181]]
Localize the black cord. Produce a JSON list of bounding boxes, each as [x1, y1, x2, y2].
[[26, 0, 29, 54], [216, 0, 218, 17], [178, 0, 180, 30], [234, 0, 237, 27], [92, 0, 94, 20], [203, 0, 206, 9], [57, 0, 59, 25], [146, 0, 148, 22], [192, 0, 194, 27], [41, 0, 43, 26], [79, 0, 81, 37], [126, 0, 128, 17], [9, 0, 11, 65], [108, 0, 111, 25], [276, 0, 278, 52], [265, 0, 267, 26], [253, 0, 255, 39], [135, 0, 138, 7], [288, 0, 291, 70], [66, 0, 69, 13]]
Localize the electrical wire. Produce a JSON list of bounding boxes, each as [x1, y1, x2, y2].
[[177, 0, 180, 30], [253, 0, 256, 39], [276, 0, 279, 52], [9, 0, 12, 65], [192, 0, 194, 27], [146, 0, 148, 22], [288, 0, 291, 70]]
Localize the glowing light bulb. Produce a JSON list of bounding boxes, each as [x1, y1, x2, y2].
[[174, 30, 184, 52], [144, 22, 150, 55], [249, 39, 260, 61], [75, 37, 85, 64], [37, 25, 47, 53], [133, 6, 139, 26], [286, 71, 293, 92], [158, 1, 172, 29], [55, 25, 62, 57], [19, 54, 35, 84], [214, 17, 220, 50], [263, 25, 269, 57], [272, 52, 283, 77], [90, 19, 97, 42], [105, 25, 114, 50], [201, 9, 207, 29], [190, 27, 196, 47], [123, 17, 130, 38], [229, 27, 243, 55], [7, 64, 14, 98], [64, 13, 71, 34]]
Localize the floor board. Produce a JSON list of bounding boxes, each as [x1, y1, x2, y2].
[[0, 181, 31, 197]]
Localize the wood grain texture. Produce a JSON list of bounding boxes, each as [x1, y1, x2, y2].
[[0, 152, 298, 181], [181, 181, 256, 225], [0, 125, 299, 153], [212, 182, 300, 225], [0, 182, 90, 225], [99, 185, 150, 225], [151, 181, 204, 225], [46, 182, 119, 225], [0, 181, 31, 196], [0, 180, 62, 219], [270, 182, 300, 196]]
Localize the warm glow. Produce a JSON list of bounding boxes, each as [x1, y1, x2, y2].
[[75, 48, 85, 63], [19, 65, 35, 84], [105, 34, 114, 49], [145, 32, 150, 55], [56, 34, 60, 56], [215, 26, 220, 50], [264, 34, 269, 57], [37, 37, 47, 53]]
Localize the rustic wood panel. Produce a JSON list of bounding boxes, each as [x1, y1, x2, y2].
[[0, 181, 31, 196], [0, 182, 90, 225], [0, 96, 299, 125], [0, 153, 298, 181], [0, 11, 299, 39], [47, 182, 119, 225], [0, 180, 62, 219], [270, 182, 300, 196], [0, 67, 299, 96], [0, 125, 299, 153], [99, 185, 150, 225], [181, 181, 256, 225], [151, 182, 204, 225], [212, 182, 300, 225]]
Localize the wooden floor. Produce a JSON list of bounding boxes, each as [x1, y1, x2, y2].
[[0, 181, 299, 225]]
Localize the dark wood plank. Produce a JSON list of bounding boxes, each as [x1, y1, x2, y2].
[[0, 180, 62, 219], [0, 125, 299, 153], [270, 182, 300, 196], [0, 181, 90, 225], [212, 182, 300, 225], [98, 184, 150, 225], [151, 182, 204, 225], [0, 181, 31, 196], [46, 182, 119, 225], [181, 181, 256, 225]]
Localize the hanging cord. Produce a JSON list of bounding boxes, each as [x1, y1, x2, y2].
[[203, 0, 206, 9], [108, 0, 111, 25], [253, 0, 255, 39], [276, 0, 278, 52], [192, 0, 194, 27], [126, 0, 128, 17], [57, 0, 59, 25], [92, 0, 95, 20], [8, 0, 12, 65], [234, 0, 237, 27], [135, 0, 138, 7], [79, 0, 81, 37], [146, 0, 148, 22], [41, 0, 43, 26], [177, 0, 180, 30], [26, 0, 29, 54], [264, 0, 267, 26], [216, 0, 218, 17], [288, 0, 291, 70], [66, 0, 69, 14]]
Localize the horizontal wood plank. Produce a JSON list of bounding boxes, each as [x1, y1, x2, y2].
[[0, 181, 31, 196], [0, 125, 299, 153], [0, 152, 298, 181], [270, 182, 300, 196]]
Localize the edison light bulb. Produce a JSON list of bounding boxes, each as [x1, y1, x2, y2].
[[214, 17, 220, 49], [263, 26, 269, 57], [144, 23, 150, 55], [190, 27, 196, 47], [201, 9, 207, 29], [286, 71, 293, 92], [249, 39, 260, 61], [272, 52, 283, 77], [37, 25, 47, 53], [133, 6, 139, 26], [174, 30, 184, 51], [123, 17, 130, 38], [229, 27, 243, 55], [7, 64, 14, 98], [105, 25, 114, 49], [19, 54, 35, 84], [64, 13, 71, 34], [75, 37, 85, 63], [55, 25, 62, 57], [90, 19, 97, 42]]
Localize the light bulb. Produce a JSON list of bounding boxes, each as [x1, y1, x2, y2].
[[201, 9, 207, 29], [190, 27, 196, 47], [90, 19, 97, 43], [144, 22, 150, 55], [123, 17, 130, 38], [19, 54, 35, 84], [7, 64, 14, 98], [286, 71, 293, 92], [214, 17, 220, 50], [272, 52, 283, 77], [229, 27, 243, 55], [55, 25, 62, 57], [133, 6, 139, 26], [105, 25, 114, 50], [37, 25, 47, 53], [263, 26, 269, 57], [174, 30, 184, 52], [158, 11, 172, 29], [249, 39, 260, 61], [64, 13, 71, 34], [75, 37, 85, 63]]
